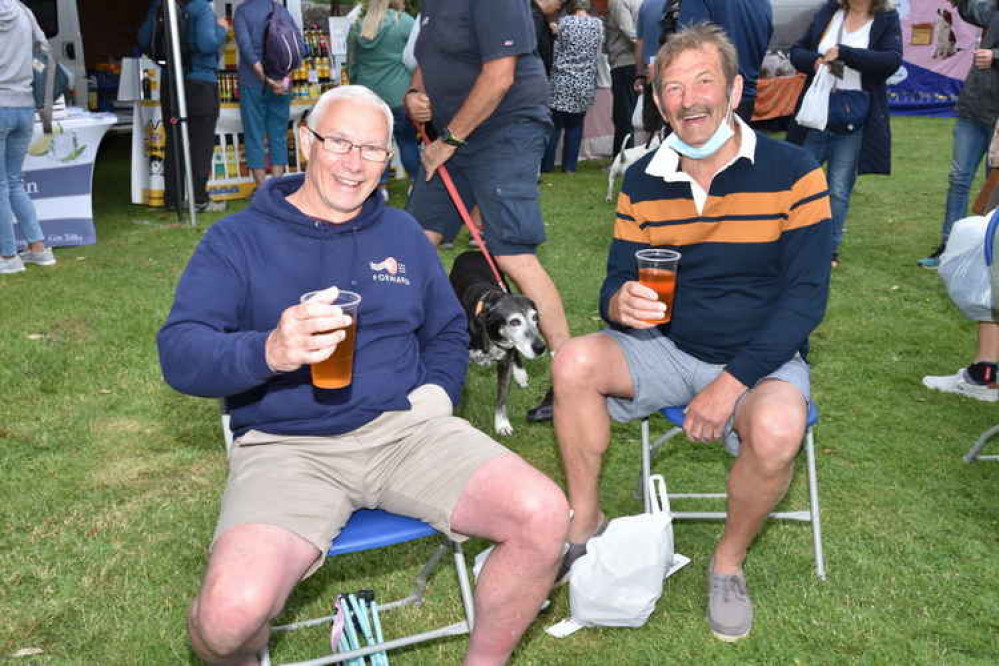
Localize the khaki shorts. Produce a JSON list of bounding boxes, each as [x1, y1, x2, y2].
[[214, 384, 509, 571]]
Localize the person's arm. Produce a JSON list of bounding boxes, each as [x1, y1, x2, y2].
[[599, 169, 666, 329], [790, 9, 827, 75], [616, 0, 639, 42], [403, 65, 432, 125], [954, 0, 997, 29], [726, 164, 832, 388], [685, 161, 833, 441], [157, 228, 278, 398], [193, 4, 227, 54], [419, 55, 517, 179], [233, 6, 259, 70], [24, 2, 47, 50], [835, 11, 903, 82]]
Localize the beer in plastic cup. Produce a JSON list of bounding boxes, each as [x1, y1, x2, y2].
[[300, 289, 362, 389], [635, 249, 681, 324]]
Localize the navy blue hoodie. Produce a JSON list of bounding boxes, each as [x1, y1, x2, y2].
[[157, 175, 469, 438]]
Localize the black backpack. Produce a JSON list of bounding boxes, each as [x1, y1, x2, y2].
[[262, 1, 304, 79], [145, 0, 192, 69]]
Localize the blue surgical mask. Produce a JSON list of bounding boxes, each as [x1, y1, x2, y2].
[[665, 108, 734, 160]]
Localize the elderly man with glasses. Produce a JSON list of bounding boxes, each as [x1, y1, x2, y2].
[[158, 85, 569, 666]]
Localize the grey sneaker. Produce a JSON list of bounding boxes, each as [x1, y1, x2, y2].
[[707, 569, 753, 642], [195, 200, 227, 213], [0, 255, 26, 274], [19, 248, 56, 266]]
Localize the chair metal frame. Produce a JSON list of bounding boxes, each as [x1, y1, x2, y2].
[[965, 424, 999, 462], [219, 406, 476, 665], [638, 402, 827, 580]]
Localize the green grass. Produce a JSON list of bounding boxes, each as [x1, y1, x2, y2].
[[2, 116, 998, 664]]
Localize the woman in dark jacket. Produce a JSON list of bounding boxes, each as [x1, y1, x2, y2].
[[787, 0, 901, 266]]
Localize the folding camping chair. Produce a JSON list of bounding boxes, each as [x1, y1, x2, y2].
[[638, 401, 827, 580], [965, 424, 999, 462], [219, 406, 476, 665]]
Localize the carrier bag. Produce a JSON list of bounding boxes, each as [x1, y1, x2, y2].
[[938, 210, 999, 322]]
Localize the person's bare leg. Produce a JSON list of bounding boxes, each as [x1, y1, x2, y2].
[[495, 254, 570, 353], [251, 168, 268, 187], [552, 333, 635, 542], [272, 165, 286, 179], [188, 523, 320, 665], [449, 454, 569, 665], [975, 322, 999, 363], [712, 381, 806, 574]]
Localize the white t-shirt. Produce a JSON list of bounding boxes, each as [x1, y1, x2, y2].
[[818, 10, 873, 92]]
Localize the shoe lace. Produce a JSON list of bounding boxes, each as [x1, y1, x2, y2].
[[712, 574, 747, 604]]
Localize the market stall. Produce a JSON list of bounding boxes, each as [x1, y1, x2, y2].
[[125, 0, 350, 207]]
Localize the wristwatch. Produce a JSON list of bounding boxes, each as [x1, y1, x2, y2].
[[441, 127, 466, 148]]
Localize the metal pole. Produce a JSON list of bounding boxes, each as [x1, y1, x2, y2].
[[165, 0, 197, 226]]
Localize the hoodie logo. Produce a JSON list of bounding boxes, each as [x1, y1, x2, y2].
[[370, 257, 410, 285]]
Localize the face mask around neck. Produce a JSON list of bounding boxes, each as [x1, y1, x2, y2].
[[665, 107, 735, 160]]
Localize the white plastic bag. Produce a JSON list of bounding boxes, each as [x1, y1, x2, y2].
[[795, 65, 833, 131], [568, 475, 674, 628], [939, 211, 999, 321]]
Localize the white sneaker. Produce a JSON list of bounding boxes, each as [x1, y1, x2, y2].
[[0, 255, 26, 274], [922, 369, 999, 402]]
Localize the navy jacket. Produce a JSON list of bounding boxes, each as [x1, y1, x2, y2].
[[786, 0, 902, 176], [157, 175, 470, 438]]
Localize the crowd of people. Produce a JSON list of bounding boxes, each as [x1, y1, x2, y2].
[[6, 0, 999, 663]]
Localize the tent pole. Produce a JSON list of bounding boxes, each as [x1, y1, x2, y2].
[[165, 0, 197, 226]]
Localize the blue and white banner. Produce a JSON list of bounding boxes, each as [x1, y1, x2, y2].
[[18, 110, 116, 248]]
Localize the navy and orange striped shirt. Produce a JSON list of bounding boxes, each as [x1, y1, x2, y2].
[[601, 130, 833, 388]]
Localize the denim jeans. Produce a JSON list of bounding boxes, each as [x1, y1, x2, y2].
[[0, 106, 43, 257], [542, 110, 586, 173], [240, 82, 291, 169], [801, 126, 863, 253], [942, 116, 992, 241]]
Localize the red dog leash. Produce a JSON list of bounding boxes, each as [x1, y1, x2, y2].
[[417, 123, 508, 293]]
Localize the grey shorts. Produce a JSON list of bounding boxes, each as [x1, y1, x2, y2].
[[214, 384, 510, 570], [601, 328, 810, 455]]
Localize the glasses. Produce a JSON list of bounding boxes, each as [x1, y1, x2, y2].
[[305, 127, 393, 163]]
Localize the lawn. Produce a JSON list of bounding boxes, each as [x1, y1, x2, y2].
[[2, 115, 998, 664]]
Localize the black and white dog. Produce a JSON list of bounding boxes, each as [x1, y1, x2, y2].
[[449, 251, 546, 436]]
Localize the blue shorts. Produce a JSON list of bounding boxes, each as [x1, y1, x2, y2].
[[406, 119, 549, 255], [601, 328, 811, 455]]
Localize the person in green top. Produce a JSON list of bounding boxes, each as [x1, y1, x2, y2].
[[348, 0, 419, 185]]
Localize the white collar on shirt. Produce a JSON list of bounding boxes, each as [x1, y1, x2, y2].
[[645, 114, 757, 214]]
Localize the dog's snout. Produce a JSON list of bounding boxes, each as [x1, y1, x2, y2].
[[532, 340, 547, 356]]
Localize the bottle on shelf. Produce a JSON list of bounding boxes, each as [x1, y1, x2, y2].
[[212, 136, 226, 180]]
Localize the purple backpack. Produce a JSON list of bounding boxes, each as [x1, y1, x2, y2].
[[262, 1, 304, 79]]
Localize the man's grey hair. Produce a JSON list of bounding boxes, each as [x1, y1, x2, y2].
[[654, 22, 740, 93], [307, 85, 394, 144]]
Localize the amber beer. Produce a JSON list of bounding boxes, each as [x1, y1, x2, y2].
[[300, 289, 362, 389], [635, 249, 681, 324]]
